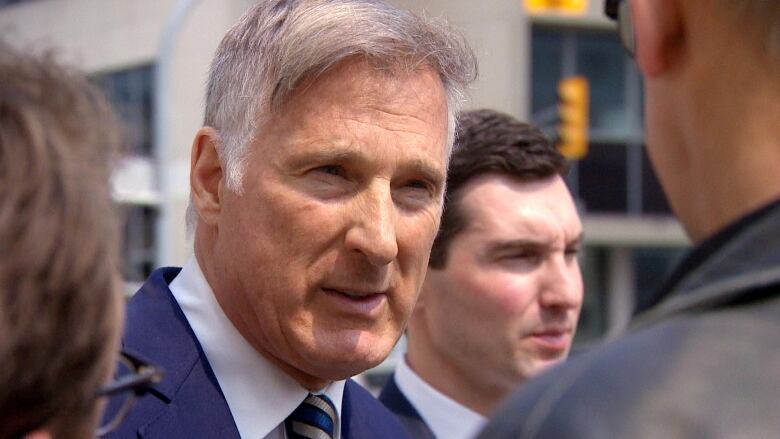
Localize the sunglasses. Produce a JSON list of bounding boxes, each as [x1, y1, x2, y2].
[[605, 0, 636, 57]]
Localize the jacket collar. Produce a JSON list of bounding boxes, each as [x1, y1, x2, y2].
[[121, 267, 239, 438], [123, 267, 214, 402], [632, 199, 780, 329]]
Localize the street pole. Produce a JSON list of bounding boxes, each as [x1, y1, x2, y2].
[[154, 0, 201, 266]]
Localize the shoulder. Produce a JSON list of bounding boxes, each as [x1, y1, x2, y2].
[[105, 268, 239, 438], [479, 298, 780, 439], [342, 379, 412, 439]]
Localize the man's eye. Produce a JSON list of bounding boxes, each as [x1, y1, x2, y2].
[[506, 251, 538, 261], [313, 165, 344, 177], [565, 246, 580, 258], [405, 180, 433, 192]]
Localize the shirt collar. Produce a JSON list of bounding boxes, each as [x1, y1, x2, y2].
[[394, 356, 485, 439], [170, 256, 345, 439]]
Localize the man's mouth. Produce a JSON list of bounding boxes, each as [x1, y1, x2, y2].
[[528, 327, 573, 352], [320, 287, 388, 316]]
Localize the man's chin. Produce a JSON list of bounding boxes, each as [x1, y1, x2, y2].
[[299, 343, 394, 383]]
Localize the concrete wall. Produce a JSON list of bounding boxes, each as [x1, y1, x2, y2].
[[390, 0, 531, 121]]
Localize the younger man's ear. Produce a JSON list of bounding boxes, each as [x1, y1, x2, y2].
[[632, 0, 686, 77], [190, 127, 224, 227]]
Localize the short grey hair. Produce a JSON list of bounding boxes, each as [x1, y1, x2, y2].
[[187, 0, 477, 230]]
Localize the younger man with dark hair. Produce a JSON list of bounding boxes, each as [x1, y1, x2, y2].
[[379, 109, 584, 439]]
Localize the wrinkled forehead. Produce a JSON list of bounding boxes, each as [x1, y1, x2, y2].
[[271, 56, 446, 111]]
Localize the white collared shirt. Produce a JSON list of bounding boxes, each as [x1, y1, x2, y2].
[[170, 256, 345, 439], [394, 357, 486, 439]]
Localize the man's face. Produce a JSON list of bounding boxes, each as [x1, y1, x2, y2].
[[212, 60, 449, 387], [421, 174, 583, 392]]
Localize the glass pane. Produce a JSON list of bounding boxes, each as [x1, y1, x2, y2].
[[576, 31, 628, 135], [578, 142, 627, 213], [574, 246, 608, 344], [641, 149, 673, 214], [0, 0, 35, 7], [531, 28, 563, 117], [92, 65, 155, 156], [120, 205, 158, 283]]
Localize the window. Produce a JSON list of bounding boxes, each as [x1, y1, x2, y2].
[[119, 205, 158, 284], [92, 64, 155, 157], [531, 25, 671, 216], [0, 0, 37, 8], [92, 65, 158, 286]]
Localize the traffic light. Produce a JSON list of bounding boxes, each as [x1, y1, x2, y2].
[[557, 76, 589, 160]]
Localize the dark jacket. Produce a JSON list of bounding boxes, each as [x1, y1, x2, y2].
[[104, 267, 411, 439], [479, 199, 780, 439], [378, 375, 436, 439]]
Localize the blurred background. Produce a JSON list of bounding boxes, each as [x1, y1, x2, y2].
[[0, 0, 689, 386]]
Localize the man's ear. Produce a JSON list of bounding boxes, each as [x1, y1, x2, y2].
[[190, 127, 224, 227], [632, 0, 686, 77]]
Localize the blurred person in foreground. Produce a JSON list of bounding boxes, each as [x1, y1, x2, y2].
[[104, 1, 476, 438], [480, 0, 780, 437], [378, 109, 584, 439], [0, 41, 124, 438]]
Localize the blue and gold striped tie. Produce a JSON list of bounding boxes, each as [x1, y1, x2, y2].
[[285, 393, 338, 439]]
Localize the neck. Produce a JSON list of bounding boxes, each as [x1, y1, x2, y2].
[[405, 324, 513, 415], [664, 24, 780, 243]]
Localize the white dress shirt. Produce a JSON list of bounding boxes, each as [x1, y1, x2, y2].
[[394, 357, 486, 439], [170, 256, 345, 439]]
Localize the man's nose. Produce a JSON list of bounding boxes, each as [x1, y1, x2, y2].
[[344, 182, 399, 266], [539, 256, 581, 310]]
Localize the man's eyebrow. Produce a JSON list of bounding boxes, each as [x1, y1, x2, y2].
[[485, 232, 585, 254], [567, 232, 585, 246], [484, 238, 550, 254], [400, 157, 446, 186], [285, 144, 446, 184], [284, 146, 358, 168]]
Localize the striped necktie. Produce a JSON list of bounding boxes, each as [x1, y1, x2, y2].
[[285, 393, 338, 439]]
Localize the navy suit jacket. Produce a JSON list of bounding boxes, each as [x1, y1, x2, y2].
[[105, 267, 410, 439], [378, 376, 436, 439]]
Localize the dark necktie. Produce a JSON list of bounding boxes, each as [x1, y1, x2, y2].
[[285, 393, 338, 439]]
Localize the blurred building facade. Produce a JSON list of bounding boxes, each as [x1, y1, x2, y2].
[[0, 0, 688, 355]]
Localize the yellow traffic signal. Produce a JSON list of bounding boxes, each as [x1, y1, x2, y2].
[[557, 76, 589, 160]]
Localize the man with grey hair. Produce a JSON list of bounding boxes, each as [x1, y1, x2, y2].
[[480, 0, 780, 437], [104, 1, 475, 438]]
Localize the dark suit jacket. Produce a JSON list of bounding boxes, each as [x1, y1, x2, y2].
[[104, 267, 410, 439], [479, 199, 780, 439], [378, 375, 436, 439]]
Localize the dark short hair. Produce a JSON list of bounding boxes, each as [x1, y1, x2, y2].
[[0, 41, 121, 439], [428, 109, 568, 268]]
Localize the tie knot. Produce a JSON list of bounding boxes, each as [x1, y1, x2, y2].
[[285, 393, 338, 439]]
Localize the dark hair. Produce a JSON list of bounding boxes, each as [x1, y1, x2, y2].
[[0, 41, 121, 439], [428, 109, 568, 268]]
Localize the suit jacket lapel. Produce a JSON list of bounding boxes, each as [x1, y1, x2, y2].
[[378, 376, 436, 439], [122, 268, 240, 438]]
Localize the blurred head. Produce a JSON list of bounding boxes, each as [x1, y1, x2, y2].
[[407, 109, 583, 414], [0, 42, 123, 438], [189, 0, 476, 390], [610, 0, 780, 241]]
